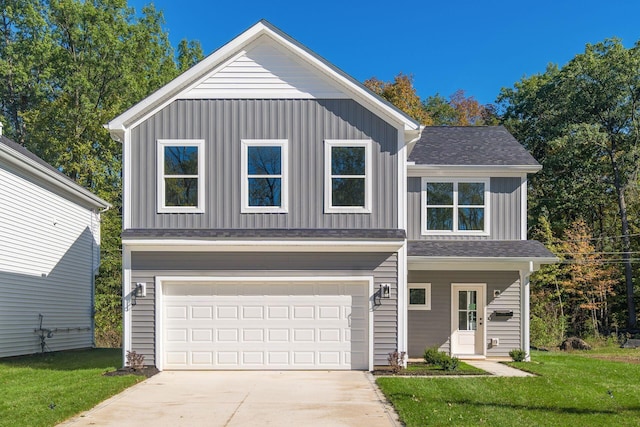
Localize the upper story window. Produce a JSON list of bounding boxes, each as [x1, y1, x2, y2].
[[241, 139, 288, 213], [421, 178, 489, 235], [157, 139, 205, 213], [324, 140, 372, 213]]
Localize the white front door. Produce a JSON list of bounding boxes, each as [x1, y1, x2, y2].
[[451, 284, 485, 356]]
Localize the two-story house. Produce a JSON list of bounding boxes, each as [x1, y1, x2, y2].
[[106, 20, 555, 371]]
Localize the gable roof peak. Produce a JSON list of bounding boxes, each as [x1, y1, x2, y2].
[[106, 21, 420, 142]]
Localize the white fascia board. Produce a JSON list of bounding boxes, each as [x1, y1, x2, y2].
[[0, 143, 111, 209], [106, 21, 420, 137], [407, 165, 541, 177], [121, 239, 405, 253], [408, 256, 557, 271]]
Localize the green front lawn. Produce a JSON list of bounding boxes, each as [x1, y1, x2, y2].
[[0, 349, 142, 427], [377, 349, 640, 426]]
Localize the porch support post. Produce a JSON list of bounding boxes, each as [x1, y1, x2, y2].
[[397, 244, 408, 367], [521, 262, 533, 362]]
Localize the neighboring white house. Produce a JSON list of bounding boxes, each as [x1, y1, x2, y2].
[[0, 122, 111, 358]]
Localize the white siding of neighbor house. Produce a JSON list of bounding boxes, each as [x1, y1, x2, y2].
[[0, 158, 100, 358], [183, 36, 348, 99]]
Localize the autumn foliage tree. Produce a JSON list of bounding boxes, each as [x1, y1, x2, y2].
[[560, 219, 617, 337], [423, 90, 498, 126], [364, 73, 433, 125]]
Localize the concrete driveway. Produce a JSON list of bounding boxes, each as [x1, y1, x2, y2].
[[58, 371, 399, 426]]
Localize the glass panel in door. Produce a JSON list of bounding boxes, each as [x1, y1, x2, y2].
[[458, 290, 477, 331]]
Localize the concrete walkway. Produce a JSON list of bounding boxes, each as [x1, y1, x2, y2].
[[58, 371, 399, 427], [464, 360, 534, 377]]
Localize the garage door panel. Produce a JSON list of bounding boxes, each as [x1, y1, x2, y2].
[[162, 282, 369, 370], [217, 306, 238, 319]]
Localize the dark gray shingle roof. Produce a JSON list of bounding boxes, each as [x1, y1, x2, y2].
[[408, 240, 555, 259], [408, 126, 540, 166], [122, 228, 406, 240]]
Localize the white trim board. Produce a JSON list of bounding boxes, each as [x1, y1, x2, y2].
[[122, 239, 405, 253]]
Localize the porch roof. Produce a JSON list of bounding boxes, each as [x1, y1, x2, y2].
[[408, 240, 556, 260]]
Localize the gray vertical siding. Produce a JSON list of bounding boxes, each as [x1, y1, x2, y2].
[[130, 99, 399, 229], [407, 177, 521, 240], [406, 270, 520, 358], [130, 251, 397, 368]]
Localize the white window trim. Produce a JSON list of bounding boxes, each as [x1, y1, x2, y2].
[[157, 139, 205, 213], [408, 283, 431, 310], [241, 139, 289, 213], [421, 177, 490, 236], [324, 139, 372, 213]]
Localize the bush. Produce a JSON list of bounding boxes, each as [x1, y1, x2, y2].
[[423, 346, 459, 371], [440, 356, 459, 371], [423, 346, 442, 365], [126, 350, 145, 370], [387, 350, 406, 374], [509, 348, 526, 362]]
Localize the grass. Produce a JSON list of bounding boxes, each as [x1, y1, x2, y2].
[[0, 348, 142, 427], [377, 349, 640, 426], [403, 361, 486, 375]]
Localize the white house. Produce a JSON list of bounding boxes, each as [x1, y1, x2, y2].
[[0, 122, 111, 357]]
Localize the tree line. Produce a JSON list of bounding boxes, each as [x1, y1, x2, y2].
[[1, 1, 638, 347]]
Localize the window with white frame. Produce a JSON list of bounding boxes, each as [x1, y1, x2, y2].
[[241, 139, 288, 213], [157, 139, 204, 213], [422, 178, 489, 234], [408, 283, 431, 310], [324, 140, 372, 213]]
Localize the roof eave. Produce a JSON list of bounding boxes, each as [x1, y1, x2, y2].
[[407, 164, 542, 177]]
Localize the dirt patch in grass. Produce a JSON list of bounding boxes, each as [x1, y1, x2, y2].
[[104, 366, 159, 378], [584, 354, 640, 364]]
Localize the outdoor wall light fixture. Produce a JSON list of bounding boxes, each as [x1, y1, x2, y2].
[[374, 283, 391, 306], [381, 283, 391, 299], [132, 282, 146, 306]]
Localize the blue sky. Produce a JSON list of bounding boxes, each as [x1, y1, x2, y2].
[[130, 0, 640, 105]]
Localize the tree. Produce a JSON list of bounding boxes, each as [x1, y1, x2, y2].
[[423, 90, 498, 126], [529, 216, 567, 347], [364, 73, 433, 125], [560, 219, 617, 336], [0, 0, 197, 346], [499, 38, 640, 329], [177, 39, 204, 73]]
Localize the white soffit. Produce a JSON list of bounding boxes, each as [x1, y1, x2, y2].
[[182, 36, 348, 99]]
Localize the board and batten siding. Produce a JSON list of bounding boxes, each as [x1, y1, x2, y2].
[[407, 177, 521, 240], [0, 158, 100, 358], [407, 270, 520, 358], [129, 99, 398, 229], [130, 251, 398, 367]]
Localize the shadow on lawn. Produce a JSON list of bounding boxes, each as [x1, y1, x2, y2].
[[0, 348, 123, 371]]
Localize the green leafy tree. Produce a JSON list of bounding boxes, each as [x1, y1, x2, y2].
[[177, 39, 204, 73], [530, 216, 567, 347], [499, 38, 640, 329], [0, 0, 200, 346]]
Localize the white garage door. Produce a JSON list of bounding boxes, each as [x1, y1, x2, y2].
[[161, 281, 369, 370]]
